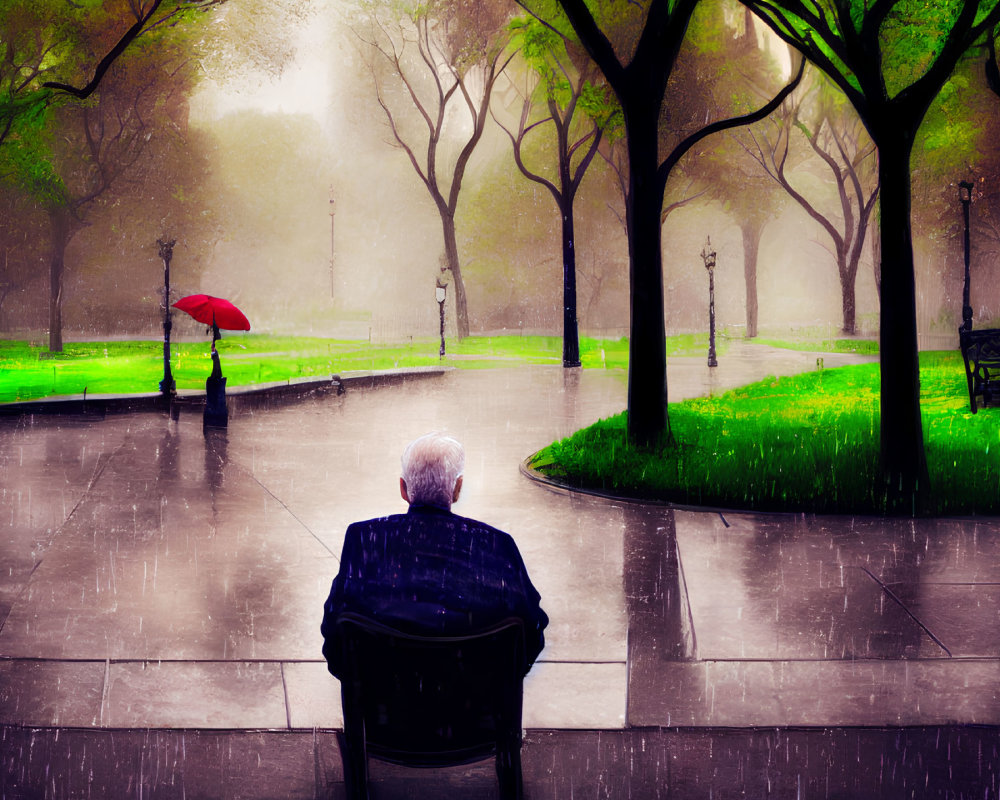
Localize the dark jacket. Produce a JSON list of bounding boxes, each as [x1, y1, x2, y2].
[[321, 504, 548, 677]]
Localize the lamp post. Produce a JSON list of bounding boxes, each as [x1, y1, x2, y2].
[[959, 181, 973, 333], [157, 238, 176, 396], [329, 188, 336, 299], [701, 236, 718, 367], [436, 279, 447, 358]]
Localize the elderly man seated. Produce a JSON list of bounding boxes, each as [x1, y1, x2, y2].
[[321, 432, 548, 677]]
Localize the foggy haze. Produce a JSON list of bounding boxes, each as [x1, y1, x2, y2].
[[0, 0, 985, 344]]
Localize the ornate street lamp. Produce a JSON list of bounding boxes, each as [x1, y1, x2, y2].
[[158, 237, 177, 396], [959, 181, 973, 333], [436, 279, 447, 358], [701, 236, 718, 368]]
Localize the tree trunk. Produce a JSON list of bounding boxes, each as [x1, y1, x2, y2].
[[839, 254, 857, 335], [47, 206, 73, 353], [875, 133, 928, 513], [741, 220, 761, 339], [561, 204, 581, 367], [441, 211, 470, 339], [625, 100, 668, 446], [840, 275, 856, 335], [871, 224, 881, 299]]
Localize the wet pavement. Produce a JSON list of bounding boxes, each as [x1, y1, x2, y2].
[[3, 344, 1000, 798]]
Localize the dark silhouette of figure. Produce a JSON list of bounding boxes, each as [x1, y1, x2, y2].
[[321, 433, 548, 679], [204, 320, 227, 428]]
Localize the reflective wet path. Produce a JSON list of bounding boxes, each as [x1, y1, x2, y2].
[[3, 346, 1000, 797]]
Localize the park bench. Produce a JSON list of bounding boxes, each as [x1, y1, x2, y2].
[[959, 327, 1000, 413], [956, 180, 1000, 414]]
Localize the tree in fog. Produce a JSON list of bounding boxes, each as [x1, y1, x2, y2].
[[38, 13, 201, 351], [0, 1, 224, 153], [595, 29, 712, 269], [352, 0, 514, 339], [0, 189, 46, 328], [738, 69, 879, 336], [518, 0, 802, 444], [743, 0, 1000, 512], [494, 15, 620, 366], [688, 8, 787, 340], [700, 129, 781, 339], [0, 1, 224, 349], [196, 111, 337, 324]]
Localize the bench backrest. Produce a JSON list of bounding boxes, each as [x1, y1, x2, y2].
[[335, 612, 526, 767]]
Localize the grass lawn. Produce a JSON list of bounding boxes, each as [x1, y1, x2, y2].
[[1, 333, 708, 402], [752, 336, 879, 355], [530, 350, 999, 516]]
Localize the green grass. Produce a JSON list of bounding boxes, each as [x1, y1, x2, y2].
[[530, 351, 1000, 516], [0, 333, 731, 403], [751, 336, 880, 355]]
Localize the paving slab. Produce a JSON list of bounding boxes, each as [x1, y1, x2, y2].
[[0, 660, 105, 727], [103, 661, 289, 728], [674, 509, 1000, 661]]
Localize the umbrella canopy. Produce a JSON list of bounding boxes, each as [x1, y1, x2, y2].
[[172, 294, 250, 331]]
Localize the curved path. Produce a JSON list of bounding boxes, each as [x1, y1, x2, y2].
[[3, 346, 999, 797]]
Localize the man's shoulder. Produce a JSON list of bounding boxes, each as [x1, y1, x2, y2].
[[445, 510, 509, 538], [347, 509, 511, 540], [346, 513, 409, 532]]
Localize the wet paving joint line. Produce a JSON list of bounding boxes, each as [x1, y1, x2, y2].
[[280, 663, 292, 730], [239, 467, 339, 560], [857, 565, 953, 658], [47, 444, 126, 543], [99, 659, 110, 726], [0, 556, 47, 634]]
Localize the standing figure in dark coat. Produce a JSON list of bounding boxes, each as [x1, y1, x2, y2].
[[321, 432, 548, 678]]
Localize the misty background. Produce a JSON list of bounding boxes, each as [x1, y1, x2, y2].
[[1, 0, 994, 347]]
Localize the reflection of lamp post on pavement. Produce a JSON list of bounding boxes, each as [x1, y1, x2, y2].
[[436, 279, 447, 358], [701, 236, 718, 368], [158, 238, 176, 397]]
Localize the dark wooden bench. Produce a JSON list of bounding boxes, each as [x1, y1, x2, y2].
[[959, 327, 1000, 413]]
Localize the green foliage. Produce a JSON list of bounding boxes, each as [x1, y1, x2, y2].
[[880, 0, 962, 97], [749, 0, 1000, 102], [919, 63, 987, 177], [509, 16, 571, 103], [752, 337, 879, 354], [509, 14, 622, 131], [0, 92, 66, 205], [578, 78, 622, 132]]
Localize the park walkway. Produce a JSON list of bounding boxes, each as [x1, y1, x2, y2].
[[2, 344, 999, 798]]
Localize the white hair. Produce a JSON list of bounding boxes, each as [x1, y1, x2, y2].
[[400, 432, 465, 509]]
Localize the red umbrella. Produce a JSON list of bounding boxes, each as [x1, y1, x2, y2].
[[172, 294, 250, 331]]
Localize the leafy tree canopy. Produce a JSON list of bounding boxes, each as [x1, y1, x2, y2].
[[746, 0, 1000, 114], [508, 15, 622, 133]]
